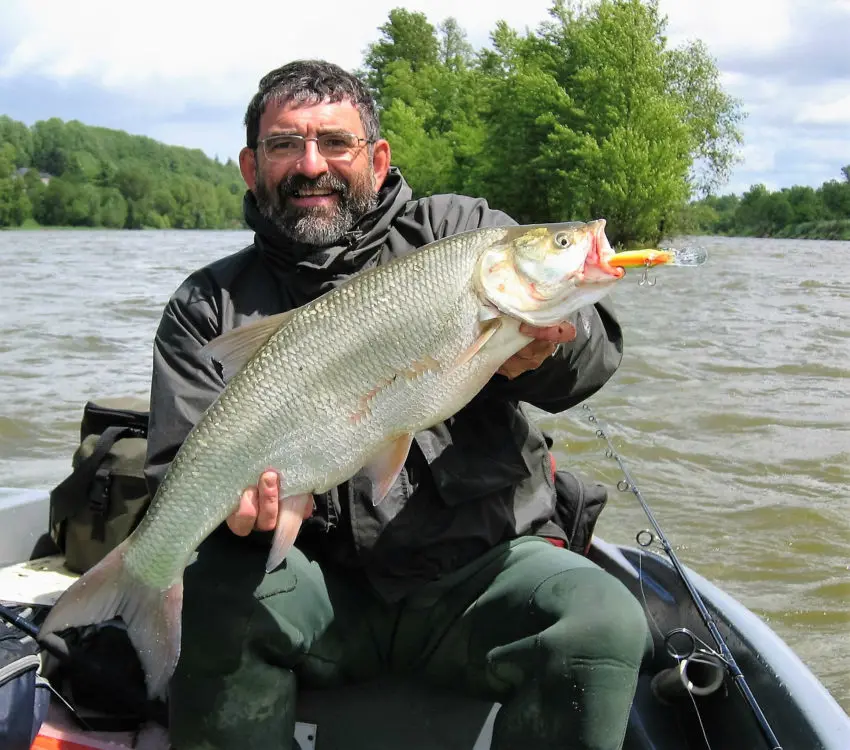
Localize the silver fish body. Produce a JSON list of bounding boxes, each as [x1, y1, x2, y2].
[[41, 219, 625, 698]]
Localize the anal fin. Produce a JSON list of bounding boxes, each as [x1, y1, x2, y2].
[[364, 433, 414, 506], [265, 493, 314, 573]]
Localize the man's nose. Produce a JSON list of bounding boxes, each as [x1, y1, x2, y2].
[[292, 140, 328, 179]]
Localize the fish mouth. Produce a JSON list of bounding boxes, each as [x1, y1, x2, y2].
[[581, 221, 625, 282]]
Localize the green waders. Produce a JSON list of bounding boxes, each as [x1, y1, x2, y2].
[[169, 530, 649, 750]]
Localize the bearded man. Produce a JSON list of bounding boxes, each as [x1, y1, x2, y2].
[[145, 59, 648, 750]]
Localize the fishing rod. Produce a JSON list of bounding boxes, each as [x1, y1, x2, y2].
[[0, 601, 70, 660], [581, 403, 783, 750]]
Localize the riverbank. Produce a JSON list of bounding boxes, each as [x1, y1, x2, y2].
[[2, 219, 247, 231], [694, 219, 850, 242]]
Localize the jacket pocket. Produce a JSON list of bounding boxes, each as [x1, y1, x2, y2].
[[552, 470, 609, 553]]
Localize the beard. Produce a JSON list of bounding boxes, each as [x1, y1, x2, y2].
[[254, 163, 378, 247]]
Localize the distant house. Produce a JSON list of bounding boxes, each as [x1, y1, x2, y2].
[[14, 167, 52, 185]]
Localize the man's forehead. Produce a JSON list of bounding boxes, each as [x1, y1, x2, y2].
[[259, 97, 362, 134]]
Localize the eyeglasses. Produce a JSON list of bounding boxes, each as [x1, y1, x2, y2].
[[258, 132, 373, 162]]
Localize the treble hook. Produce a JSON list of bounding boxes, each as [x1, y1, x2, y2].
[[638, 259, 657, 287]]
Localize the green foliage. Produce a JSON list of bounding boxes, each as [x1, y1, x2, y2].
[[0, 117, 244, 229], [683, 166, 850, 239], [362, 9, 440, 95], [361, 0, 745, 245]]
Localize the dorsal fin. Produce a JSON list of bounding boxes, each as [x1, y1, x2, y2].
[[202, 310, 295, 381]]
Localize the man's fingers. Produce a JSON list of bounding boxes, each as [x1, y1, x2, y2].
[[518, 340, 558, 360], [519, 321, 577, 343], [227, 486, 260, 536], [496, 338, 560, 379], [255, 470, 280, 531]]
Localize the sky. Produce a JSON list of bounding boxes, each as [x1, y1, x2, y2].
[[1, 0, 848, 196]]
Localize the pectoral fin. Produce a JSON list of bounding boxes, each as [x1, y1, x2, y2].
[[364, 433, 414, 506], [203, 310, 296, 381], [478, 303, 502, 322], [452, 318, 502, 370]]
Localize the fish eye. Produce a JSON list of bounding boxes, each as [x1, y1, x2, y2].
[[554, 232, 572, 248]]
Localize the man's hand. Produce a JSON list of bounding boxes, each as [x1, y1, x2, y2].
[[497, 321, 577, 380], [227, 470, 313, 535]]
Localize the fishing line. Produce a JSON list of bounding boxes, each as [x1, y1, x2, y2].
[[581, 403, 784, 750], [635, 539, 717, 749], [635, 541, 665, 640], [687, 682, 714, 750]]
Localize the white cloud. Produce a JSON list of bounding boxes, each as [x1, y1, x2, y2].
[[796, 88, 850, 125], [2, 0, 848, 192], [0, 0, 812, 112], [658, 0, 794, 56], [0, 0, 562, 109], [737, 143, 777, 174]]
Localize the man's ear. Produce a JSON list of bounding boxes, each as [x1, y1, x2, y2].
[[371, 139, 391, 190], [239, 147, 257, 191]]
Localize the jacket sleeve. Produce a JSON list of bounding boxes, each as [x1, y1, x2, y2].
[[144, 275, 225, 498], [429, 195, 625, 414]]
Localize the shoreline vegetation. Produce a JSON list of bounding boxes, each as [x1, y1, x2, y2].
[[1, 2, 847, 243], [678, 175, 850, 241], [6, 218, 850, 241]]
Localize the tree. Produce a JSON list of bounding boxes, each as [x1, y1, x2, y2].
[[35, 178, 76, 226], [474, 67, 576, 223], [380, 100, 457, 196], [666, 39, 744, 196], [0, 143, 16, 178], [819, 178, 850, 219], [65, 183, 102, 226], [99, 188, 129, 228], [0, 114, 244, 228], [438, 18, 474, 71], [538, 0, 695, 242], [0, 116, 34, 167], [734, 184, 795, 236], [0, 177, 32, 226], [362, 9, 440, 96], [363, 2, 744, 244], [784, 185, 824, 224]]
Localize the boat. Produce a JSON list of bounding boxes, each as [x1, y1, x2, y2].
[[1, 485, 849, 750]]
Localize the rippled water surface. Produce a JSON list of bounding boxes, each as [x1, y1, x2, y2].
[[1, 230, 848, 712]]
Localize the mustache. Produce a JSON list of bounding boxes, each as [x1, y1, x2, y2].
[[278, 173, 348, 201]]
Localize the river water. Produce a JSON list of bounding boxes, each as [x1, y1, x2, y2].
[[1, 229, 848, 713]]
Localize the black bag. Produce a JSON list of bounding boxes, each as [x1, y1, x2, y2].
[[49, 397, 150, 574], [552, 469, 609, 554], [0, 607, 50, 750]]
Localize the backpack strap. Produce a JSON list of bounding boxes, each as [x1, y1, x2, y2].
[[49, 425, 143, 531]]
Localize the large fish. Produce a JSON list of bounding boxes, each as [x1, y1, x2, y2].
[[41, 219, 638, 698]]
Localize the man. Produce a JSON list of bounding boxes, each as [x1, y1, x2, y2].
[[145, 59, 649, 750]]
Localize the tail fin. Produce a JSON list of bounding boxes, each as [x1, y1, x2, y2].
[[40, 538, 183, 700]]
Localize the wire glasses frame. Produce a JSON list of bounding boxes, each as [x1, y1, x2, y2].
[[258, 132, 373, 162]]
